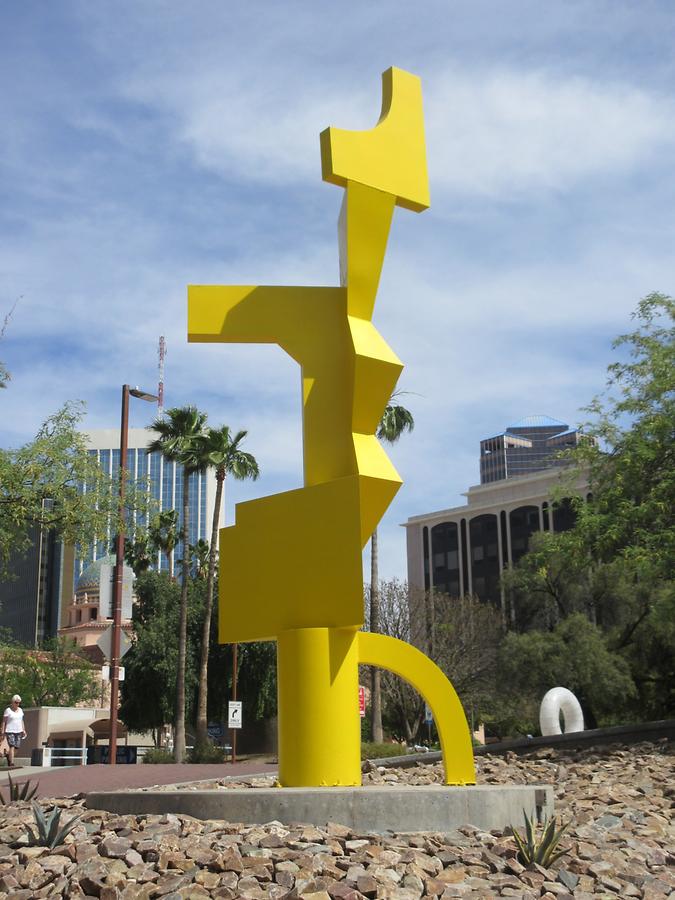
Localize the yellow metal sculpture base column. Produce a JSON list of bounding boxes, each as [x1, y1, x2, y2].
[[277, 627, 361, 787]]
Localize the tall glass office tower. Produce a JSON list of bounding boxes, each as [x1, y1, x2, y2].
[[77, 428, 218, 579], [479, 415, 581, 484]]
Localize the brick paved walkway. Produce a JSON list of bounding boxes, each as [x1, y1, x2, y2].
[[1, 761, 278, 800]]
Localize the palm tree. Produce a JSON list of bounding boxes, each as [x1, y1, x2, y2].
[[189, 538, 211, 580], [148, 509, 179, 573], [124, 531, 153, 578], [370, 397, 414, 742], [194, 425, 260, 745], [147, 406, 208, 761]]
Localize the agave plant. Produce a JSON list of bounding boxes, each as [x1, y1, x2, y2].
[[512, 809, 570, 867], [24, 801, 81, 849], [0, 772, 39, 805]]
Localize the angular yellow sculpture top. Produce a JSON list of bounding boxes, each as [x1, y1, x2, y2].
[[188, 67, 475, 788], [321, 67, 430, 212]]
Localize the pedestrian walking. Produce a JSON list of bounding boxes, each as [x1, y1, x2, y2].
[[1, 695, 26, 768]]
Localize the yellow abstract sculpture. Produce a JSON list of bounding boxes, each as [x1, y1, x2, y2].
[[188, 67, 475, 787]]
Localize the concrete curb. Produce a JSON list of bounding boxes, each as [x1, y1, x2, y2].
[[86, 783, 554, 833], [365, 719, 675, 771]]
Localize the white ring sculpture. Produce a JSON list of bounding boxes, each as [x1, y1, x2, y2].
[[539, 687, 584, 736]]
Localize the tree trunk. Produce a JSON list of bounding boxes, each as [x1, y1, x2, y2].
[[174, 468, 190, 762], [370, 529, 383, 743], [196, 471, 224, 744]]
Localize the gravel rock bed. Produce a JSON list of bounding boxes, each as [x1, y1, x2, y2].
[[0, 740, 672, 898]]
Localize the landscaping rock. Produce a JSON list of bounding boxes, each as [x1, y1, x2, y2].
[[0, 739, 671, 898]]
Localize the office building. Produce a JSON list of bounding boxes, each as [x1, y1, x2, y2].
[[78, 428, 219, 579], [0, 501, 74, 646], [406, 416, 587, 613], [480, 415, 581, 484]]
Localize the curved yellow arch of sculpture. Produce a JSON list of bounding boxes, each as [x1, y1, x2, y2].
[[358, 631, 476, 785]]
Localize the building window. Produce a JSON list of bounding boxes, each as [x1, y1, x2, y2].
[[430, 522, 460, 597], [468, 514, 500, 605], [499, 510, 508, 566], [553, 498, 576, 532], [509, 505, 540, 564]]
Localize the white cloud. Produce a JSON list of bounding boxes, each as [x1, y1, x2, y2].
[[116, 56, 675, 201], [427, 68, 675, 196]]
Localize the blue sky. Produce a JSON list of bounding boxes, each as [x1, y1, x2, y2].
[[2, 1, 674, 581]]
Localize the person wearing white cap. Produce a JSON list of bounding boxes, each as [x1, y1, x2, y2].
[[1, 695, 26, 768]]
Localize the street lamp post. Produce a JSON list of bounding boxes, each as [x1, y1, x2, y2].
[[109, 384, 159, 766]]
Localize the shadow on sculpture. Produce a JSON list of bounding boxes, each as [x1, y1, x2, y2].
[[188, 67, 475, 787]]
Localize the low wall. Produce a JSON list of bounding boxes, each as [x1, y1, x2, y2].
[[366, 718, 675, 771]]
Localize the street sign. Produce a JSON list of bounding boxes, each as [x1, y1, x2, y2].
[[96, 625, 133, 662], [358, 685, 366, 718], [207, 722, 224, 739], [99, 563, 134, 620], [228, 701, 243, 729], [101, 665, 125, 681], [424, 704, 433, 725]]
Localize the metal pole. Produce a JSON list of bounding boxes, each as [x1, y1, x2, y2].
[[231, 642, 238, 764], [109, 384, 130, 765]]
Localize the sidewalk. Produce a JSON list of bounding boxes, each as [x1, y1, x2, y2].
[[0, 760, 278, 800]]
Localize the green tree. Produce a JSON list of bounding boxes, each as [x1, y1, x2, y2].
[[496, 614, 637, 732], [148, 509, 179, 572], [0, 300, 16, 391], [369, 397, 414, 742], [193, 425, 259, 745], [502, 294, 675, 722], [371, 581, 502, 742], [0, 403, 120, 576], [147, 406, 208, 761], [124, 531, 153, 578], [120, 571, 205, 742], [501, 528, 617, 632], [0, 639, 100, 707], [189, 538, 211, 580], [574, 292, 674, 581]]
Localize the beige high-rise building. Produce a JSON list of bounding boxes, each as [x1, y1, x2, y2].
[[406, 417, 588, 616]]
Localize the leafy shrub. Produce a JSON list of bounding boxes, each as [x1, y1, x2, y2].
[[512, 809, 570, 867], [187, 741, 228, 764], [24, 802, 81, 848], [0, 772, 39, 805], [141, 748, 175, 764], [361, 741, 407, 760]]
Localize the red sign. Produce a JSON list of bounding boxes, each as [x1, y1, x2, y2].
[[358, 685, 366, 717]]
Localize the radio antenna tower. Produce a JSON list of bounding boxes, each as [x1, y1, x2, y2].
[[158, 336, 166, 417]]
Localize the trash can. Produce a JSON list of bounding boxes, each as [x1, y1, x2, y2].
[[31, 748, 45, 766]]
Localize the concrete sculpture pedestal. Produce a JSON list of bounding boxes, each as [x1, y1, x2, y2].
[[86, 784, 553, 833]]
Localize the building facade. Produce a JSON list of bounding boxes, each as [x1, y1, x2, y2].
[[78, 428, 220, 579], [406, 415, 588, 617], [58, 555, 133, 661], [480, 415, 581, 484], [0, 502, 75, 647], [0, 428, 219, 646]]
